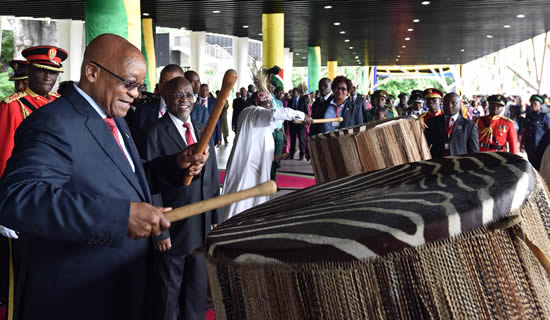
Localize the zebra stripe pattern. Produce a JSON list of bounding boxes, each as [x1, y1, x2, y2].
[[207, 152, 536, 263]]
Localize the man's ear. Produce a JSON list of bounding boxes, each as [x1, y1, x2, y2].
[[84, 62, 99, 84]]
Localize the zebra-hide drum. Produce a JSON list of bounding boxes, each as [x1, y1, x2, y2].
[[308, 116, 431, 184], [206, 152, 550, 320]]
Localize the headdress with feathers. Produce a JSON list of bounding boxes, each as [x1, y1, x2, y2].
[[255, 69, 273, 104]]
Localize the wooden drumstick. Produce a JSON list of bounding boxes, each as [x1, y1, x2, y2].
[[183, 69, 238, 185], [294, 117, 343, 124], [165, 180, 277, 223]]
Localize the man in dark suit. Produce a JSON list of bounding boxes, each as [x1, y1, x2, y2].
[[232, 87, 248, 132], [0, 34, 208, 320], [130, 64, 185, 156], [145, 77, 220, 320], [198, 83, 221, 147], [349, 85, 366, 114], [424, 92, 479, 158], [287, 88, 308, 160], [184, 70, 209, 126]]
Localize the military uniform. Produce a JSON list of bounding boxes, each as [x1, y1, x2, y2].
[[476, 115, 518, 153], [365, 90, 396, 122], [476, 95, 518, 154], [0, 46, 67, 175], [521, 95, 550, 163]]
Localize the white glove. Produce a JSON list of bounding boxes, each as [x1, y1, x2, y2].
[[0, 225, 18, 239]]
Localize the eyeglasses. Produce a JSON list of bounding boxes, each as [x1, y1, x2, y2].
[[90, 60, 146, 92], [169, 92, 195, 101], [334, 86, 348, 92]]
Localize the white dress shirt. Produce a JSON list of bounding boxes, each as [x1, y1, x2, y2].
[[168, 112, 198, 144]]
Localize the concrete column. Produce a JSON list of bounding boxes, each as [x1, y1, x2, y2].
[[283, 47, 293, 91], [57, 19, 85, 82], [233, 36, 250, 91], [190, 31, 206, 76], [328, 60, 337, 80], [262, 13, 284, 88]]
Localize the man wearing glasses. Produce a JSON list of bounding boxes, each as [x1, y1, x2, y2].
[[0, 34, 208, 320], [144, 76, 220, 320]]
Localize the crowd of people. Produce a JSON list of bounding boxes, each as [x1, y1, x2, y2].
[[0, 35, 549, 320], [243, 77, 550, 170]]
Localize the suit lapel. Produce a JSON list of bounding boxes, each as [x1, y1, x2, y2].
[[450, 116, 463, 140], [116, 118, 150, 202], [64, 84, 147, 201], [163, 115, 187, 149]]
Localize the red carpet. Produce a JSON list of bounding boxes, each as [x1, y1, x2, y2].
[[219, 170, 316, 189], [206, 309, 216, 320]]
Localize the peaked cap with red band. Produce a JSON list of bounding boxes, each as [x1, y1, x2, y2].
[[22, 45, 68, 73], [423, 88, 443, 99]]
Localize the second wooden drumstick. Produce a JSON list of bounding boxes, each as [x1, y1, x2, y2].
[[165, 181, 277, 223], [294, 117, 343, 124], [183, 69, 238, 186]]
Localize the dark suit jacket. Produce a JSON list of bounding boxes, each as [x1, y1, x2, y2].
[[232, 97, 247, 131], [424, 114, 480, 158], [349, 94, 367, 115], [287, 96, 308, 114], [129, 98, 162, 157], [0, 84, 178, 320], [144, 115, 220, 255], [198, 97, 221, 144], [191, 101, 209, 125], [309, 98, 364, 136]]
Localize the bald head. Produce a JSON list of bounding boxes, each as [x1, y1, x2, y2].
[[184, 70, 201, 94], [79, 33, 146, 118], [161, 77, 194, 121]]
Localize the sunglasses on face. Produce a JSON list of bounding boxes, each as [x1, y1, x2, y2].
[[90, 60, 146, 92]]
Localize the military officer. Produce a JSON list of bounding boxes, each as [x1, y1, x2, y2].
[[476, 95, 518, 154], [405, 91, 425, 117], [420, 88, 444, 124], [365, 90, 395, 122], [7, 60, 29, 94], [520, 94, 550, 164], [0, 45, 68, 176]]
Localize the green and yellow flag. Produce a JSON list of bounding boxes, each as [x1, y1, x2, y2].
[[85, 0, 141, 48]]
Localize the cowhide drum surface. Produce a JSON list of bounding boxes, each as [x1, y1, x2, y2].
[[207, 152, 550, 320]]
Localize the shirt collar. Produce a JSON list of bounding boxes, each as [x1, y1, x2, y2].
[[445, 113, 459, 122], [168, 112, 192, 127], [324, 93, 332, 101], [160, 97, 166, 109], [74, 83, 108, 119]]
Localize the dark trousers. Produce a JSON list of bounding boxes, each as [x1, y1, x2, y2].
[[289, 123, 305, 158], [153, 252, 207, 320]]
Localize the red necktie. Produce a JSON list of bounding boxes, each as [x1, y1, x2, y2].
[[183, 123, 195, 146], [104, 118, 131, 163]]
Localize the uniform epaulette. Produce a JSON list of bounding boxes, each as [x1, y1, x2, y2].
[[500, 116, 514, 123], [3, 91, 27, 103], [49, 91, 61, 98]]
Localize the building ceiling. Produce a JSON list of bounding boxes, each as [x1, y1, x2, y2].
[[1, 0, 550, 67]]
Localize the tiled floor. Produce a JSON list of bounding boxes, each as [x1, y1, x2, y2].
[[215, 132, 314, 199]]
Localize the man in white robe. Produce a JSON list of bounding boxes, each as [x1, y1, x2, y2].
[[221, 91, 312, 221]]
